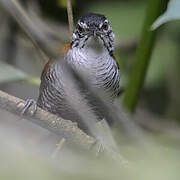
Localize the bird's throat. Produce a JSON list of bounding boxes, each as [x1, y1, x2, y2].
[[84, 36, 106, 56]]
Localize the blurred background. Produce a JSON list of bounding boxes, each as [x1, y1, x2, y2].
[[0, 0, 180, 179]]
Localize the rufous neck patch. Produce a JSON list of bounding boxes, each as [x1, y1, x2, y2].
[[61, 43, 72, 53]]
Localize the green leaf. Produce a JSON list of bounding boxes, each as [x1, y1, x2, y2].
[[25, 77, 40, 86], [152, 0, 180, 30], [123, 0, 169, 112], [145, 37, 176, 87], [0, 62, 40, 86], [0, 62, 28, 83]]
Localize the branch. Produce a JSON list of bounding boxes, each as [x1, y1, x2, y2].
[[0, 0, 69, 61], [0, 90, 96, 150], [66, 0, 74, 40]]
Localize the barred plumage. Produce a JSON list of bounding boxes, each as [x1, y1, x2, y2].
[[37, 13, 120, 130]]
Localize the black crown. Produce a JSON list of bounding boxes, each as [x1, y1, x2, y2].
[[78, 13, 107, 27]]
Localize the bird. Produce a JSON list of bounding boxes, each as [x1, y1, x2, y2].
[[22, 13, 121, 132]]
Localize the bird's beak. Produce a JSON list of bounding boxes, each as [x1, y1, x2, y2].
[[92, 30, 101, 37], [93, 30, 96, 36], [90, 27, 100, 37], [89, 26, 98, 36]]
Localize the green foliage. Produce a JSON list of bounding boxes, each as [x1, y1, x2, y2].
[[0, 62, 28, 83], [88, 1, 145, 40], [0, 62, 40, 86], [152, 0, 180, 30], [123, 0, 169, 112], [145, 37, 176, 87], [26, 77, 40, 86]]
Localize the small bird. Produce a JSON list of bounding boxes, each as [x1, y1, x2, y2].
[[23, 13, 120, 131]]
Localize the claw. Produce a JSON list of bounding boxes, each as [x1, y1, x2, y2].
[[20, 98, 37, 115], [96, 136, 105, 156]]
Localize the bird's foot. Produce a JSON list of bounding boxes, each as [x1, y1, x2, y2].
[[95, 136, 105, 156], [19, 98, 37, 115]]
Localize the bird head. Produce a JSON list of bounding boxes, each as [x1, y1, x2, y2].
[[72, 13, 115, 54]]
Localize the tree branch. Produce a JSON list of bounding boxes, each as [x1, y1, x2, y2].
[[66, 0, 74, 40], [0, 0, 69, 61], [0, 90, 96, 150]]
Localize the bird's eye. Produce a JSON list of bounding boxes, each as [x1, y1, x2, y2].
[[78, 25, 84, 33], [102, 23, 109, 31]]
